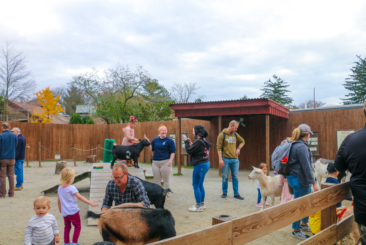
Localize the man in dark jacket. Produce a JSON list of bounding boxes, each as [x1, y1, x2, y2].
[[335, 99, 366, 245], [0, 122, 18, 198], [11, 127, 26, 191]]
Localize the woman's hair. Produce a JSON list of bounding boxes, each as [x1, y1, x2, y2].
[[129, 116, 138, 124], [287, 128, 309, 142], [194, 125, 208, 138], [59, 167, 75, 186], [158, 124, 167, 132], [33, 196, 51, 207], [258, 163, 267, 170]]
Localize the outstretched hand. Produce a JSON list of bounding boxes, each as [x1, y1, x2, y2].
[[144, 134, 150, 142]]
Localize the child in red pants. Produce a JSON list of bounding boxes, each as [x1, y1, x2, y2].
[[57, 168, 98, 245]]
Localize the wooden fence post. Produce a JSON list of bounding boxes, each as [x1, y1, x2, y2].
[[73, 144, 77, 166], [321, 183, 338, 231], [97, 144, 100, 163], [26, 144, 30, 167], [38, 142, 42, 167]]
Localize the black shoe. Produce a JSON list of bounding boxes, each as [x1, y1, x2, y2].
[[234, 195, 244, 200], [221, 193, 227, 198]]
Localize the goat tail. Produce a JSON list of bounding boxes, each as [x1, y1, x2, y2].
[[163, 188, 173, 196], [86, 211, 102, 219]]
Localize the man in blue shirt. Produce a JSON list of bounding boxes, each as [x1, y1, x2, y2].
[[0, 122, 18, 198], [11, 127, 26, 191]]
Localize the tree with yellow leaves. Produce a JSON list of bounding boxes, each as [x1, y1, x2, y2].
[[31, 87, 65, 123]]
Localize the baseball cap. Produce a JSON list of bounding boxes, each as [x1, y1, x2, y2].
[[10, 127, 20, 132], [298, 124, 313, 135], [327, 162, 337, 174]]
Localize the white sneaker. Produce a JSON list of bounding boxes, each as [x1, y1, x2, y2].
[[189, 205, 203, 212], [292, 230, 310, 240], [201, 204, 206, 210]]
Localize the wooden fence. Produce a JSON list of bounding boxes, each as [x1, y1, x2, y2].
[[1, 120, 210, 164], [150, 182, 357, 245]]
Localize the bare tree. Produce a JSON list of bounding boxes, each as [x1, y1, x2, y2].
[[51, 86, 66, 101], [298, 99, 326, 109], [171, 82, 203, 103], [0, 42, 36, 120]]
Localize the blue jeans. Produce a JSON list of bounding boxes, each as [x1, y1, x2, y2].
[[287, 174, 312, 230], [257, 189, 267, 204], [14, 159, 24, 188], [192, 161, 210, 204], [222, 157, 239, 196]]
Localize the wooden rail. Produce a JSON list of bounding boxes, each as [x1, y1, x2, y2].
[[150, 182, 356, 245]]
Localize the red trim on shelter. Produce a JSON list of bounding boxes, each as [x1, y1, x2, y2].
[[170, 98, 290, 119]]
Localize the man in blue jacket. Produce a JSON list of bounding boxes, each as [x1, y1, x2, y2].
[[11, 127, 26, 191], [0, 122, 18, 198]]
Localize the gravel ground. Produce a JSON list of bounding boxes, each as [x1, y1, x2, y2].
[[0, 162, 353, 245]]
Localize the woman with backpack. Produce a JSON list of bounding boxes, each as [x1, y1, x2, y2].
[[182, 125, 212, 212], [286, 124, 318, 240]]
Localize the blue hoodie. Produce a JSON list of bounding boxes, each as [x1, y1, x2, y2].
[[0, 130, 18, 160]]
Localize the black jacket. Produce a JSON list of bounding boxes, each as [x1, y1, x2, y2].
[[335, 123, 366, 226], [16, 134, 26, 160], [184, 138, 212, 166]]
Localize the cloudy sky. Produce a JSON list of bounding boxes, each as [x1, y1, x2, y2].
[[1, 0, 366, 105]]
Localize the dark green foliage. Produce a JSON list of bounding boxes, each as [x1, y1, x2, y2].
[[69, 113, 95, 124], [342, 56, 366, 105], [84, 116, 95, 124], [260, 75, 293, 105], [69, 113, 83, 124], [137, 100, 174, 122], [140, 79, 171, 103]]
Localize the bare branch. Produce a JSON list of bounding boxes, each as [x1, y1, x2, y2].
[[171, 82, 201, 103]]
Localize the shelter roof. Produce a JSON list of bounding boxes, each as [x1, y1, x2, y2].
[[170, 98, 290, 119]]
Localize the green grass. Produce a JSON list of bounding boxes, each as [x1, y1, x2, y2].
[[173, 172, 183, 176]]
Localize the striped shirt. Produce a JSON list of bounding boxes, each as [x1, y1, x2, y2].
[[102, 174, 150, 209], [24, 213, 59, 245]]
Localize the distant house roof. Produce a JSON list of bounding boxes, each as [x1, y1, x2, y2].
[[290, 103, 363, 113], [76, 105, 95, 114], [8, 100, 70, 124]]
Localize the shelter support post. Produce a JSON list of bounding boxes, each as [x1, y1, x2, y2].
[[177, 117, 181, 174], [218, 116, 222, 177], [265, 115, 270, 174]]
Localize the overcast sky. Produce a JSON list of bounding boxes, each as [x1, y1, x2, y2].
[[1, 0, 366, 105]]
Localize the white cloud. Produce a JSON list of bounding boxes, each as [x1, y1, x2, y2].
[[0, 0, 365, 105]]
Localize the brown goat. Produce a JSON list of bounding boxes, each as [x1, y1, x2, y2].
[[87, 205, 176, 244]]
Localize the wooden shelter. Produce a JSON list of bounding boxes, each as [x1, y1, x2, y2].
[[170, 98, 290, 174]]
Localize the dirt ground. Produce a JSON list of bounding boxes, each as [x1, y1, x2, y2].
[[0, 162, 354, 245]]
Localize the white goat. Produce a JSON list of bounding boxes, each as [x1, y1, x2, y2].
[[313, 158, 333, 188], [313, 158, 349, 189], [248, 167, 282, 210]]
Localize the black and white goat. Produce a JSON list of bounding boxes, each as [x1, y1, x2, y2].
[[111, 139, 150, 168], [137, 177, 172, 209]]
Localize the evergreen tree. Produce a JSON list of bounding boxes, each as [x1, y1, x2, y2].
[[341, 56, 366, 105], [63, 84, 85, 115], [260, 75, 293, 105], [69, 113, 83, 124]]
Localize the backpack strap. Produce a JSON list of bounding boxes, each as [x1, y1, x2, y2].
[[222, 132, 238, 151]]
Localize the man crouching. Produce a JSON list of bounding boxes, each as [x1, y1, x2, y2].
[[101, 162, 150, 212]]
